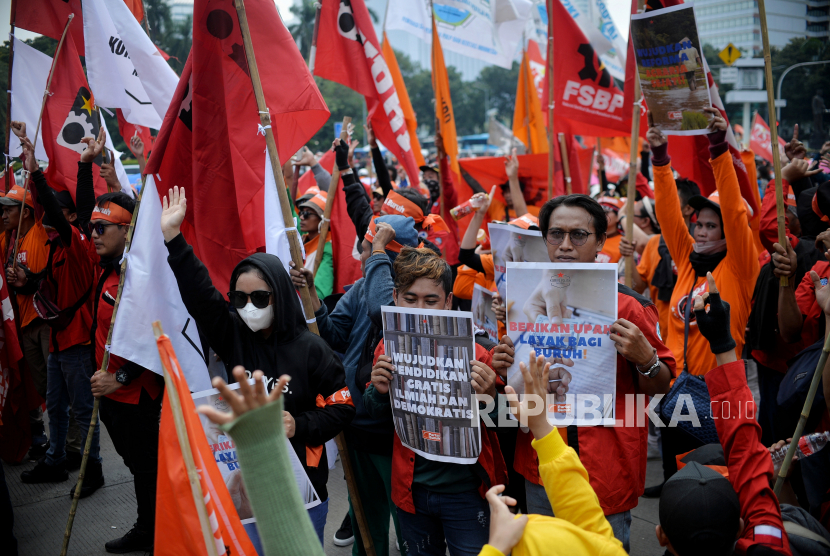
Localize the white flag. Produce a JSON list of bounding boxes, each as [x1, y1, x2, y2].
[[110, 162, 293, 390], [82, 0, 178, 128], [387, 0, 532, 70], [99, 110, 134, 198], [9, 36, 51, 162]]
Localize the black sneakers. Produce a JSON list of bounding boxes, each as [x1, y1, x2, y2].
[[66, 451, 82, 471], [69, 460, 105, 499], [105, 526, 154, 554], [27, 441, 48, 461], [21, 458, 68, 484], [333, 512, 354, 547]]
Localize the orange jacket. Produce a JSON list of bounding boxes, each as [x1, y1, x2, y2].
[[654, 151, 759, 375], [636, 234, 670, 340]]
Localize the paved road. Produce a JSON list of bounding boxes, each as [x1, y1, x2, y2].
[[6, 423, 664, 555]]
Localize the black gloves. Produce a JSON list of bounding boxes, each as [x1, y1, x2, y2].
[[334, 139, 350, 171], [693, 283, 736, 356]]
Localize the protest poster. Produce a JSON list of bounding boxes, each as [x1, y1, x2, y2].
[[381, 306, 480, 463], [630, 3, 712, 135], [472, 284, 499, 342], [489, 222, 548, 301], [192, 382, 321, 528], [505, 262, 618, 425]]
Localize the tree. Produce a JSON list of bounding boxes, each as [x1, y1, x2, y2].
[[772, 38, 830, 143]]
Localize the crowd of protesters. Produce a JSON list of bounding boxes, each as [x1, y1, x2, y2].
[[2, 105, 830, 556]]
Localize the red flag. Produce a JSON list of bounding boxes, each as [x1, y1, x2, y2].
[[41, 35, 109, 201], [314, 0, 420, 187], [12, 0, 85, 53], [0, 270, 34, 463], [155, 332, 257, 556], [145, 0, 329, 294], [116, 109, 154, 161], [750, 112, 787, 163], [297, 152, 362, 293], [543, 0, 629, 137]]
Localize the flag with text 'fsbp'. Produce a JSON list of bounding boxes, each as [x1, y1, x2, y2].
[[543, 0, 628, 137], [82, 0, 179, 129], [314, 0, 420, 187], [154, 332, 257, 556]]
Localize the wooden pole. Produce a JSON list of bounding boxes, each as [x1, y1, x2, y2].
[[558, 133, 572, 194], [232, 2, 375, 554], [758, 0, 788, 288], [5, 17, 15, 194], [773, 330, 830, 495], [313, 116, 351, 276], [152, 321, 220, 556], [308, 1, 322, 73], [522, 35, 533, 154], [546, 0, 554, 200], [62, 187, 143, 556], [12, 14, 74, 270], [624, 0, 644, 288]]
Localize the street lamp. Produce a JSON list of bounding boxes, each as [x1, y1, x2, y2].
[[777, 60, 830, 121]]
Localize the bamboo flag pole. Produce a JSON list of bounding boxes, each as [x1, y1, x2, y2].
[[773, 330, 830, 495], [522, 33, 533, 154], [62, 179, 143, 556], [758, 0, 788, 288], [5, 13, 16, 194], [232, 2, 375, 554], [313, 116, 351, 276], [13, 14, 74, 271], [624, 0, 644, 288], [152, 321, 220, 556], [558, 133, 572, 194], [546, 0, 554, 200], [307, 1, 322, 73]]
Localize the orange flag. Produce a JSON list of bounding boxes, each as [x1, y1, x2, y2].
[[155, 332, 257, 556], [382, 32, 425, 168], [513, 48, 549, 155], [431, 17, 460, 177]]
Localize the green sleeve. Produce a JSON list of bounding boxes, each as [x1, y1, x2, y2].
[[220, 398, 324, 556], [363, 384, 393, 421], [314, 241, 334, 300]]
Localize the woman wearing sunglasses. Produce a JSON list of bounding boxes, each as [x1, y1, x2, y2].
[[160, 186, 355, 547]]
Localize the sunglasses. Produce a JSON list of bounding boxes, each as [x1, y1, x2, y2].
[[544, 229, 595, 246], [92, 222, 121, 235], [227, 290, 272, 309], [299, 209, 317, 220]]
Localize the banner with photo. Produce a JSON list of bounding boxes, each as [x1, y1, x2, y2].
[[505, 262, 618, 425], [472, 284, 499, 342], [488, 222, 548, 301], [192, 382, 321, 529], [381, 306, 480, 464], [630, 3, 712, 135]]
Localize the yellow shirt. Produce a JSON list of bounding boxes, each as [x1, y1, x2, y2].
[[478, 429, 626, 556]]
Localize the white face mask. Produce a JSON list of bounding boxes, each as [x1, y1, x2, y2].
[[238, 303, 273, 332], [693, 238, 727, 255]]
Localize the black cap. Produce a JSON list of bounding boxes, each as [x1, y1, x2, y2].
[[687, 194, 722, 218], [419, 164, 439, 175], [55, 190, 76, 213], [659, 462, 741, 556]]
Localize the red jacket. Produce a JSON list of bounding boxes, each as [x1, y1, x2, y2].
[[513, 285, 677, 516], [706, 360, 791, 555], [759, 178, 797, 254], [370, 339, 507, 514]]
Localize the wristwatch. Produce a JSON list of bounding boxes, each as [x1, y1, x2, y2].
[[115, 368, 132, 386], [637, 352, 661, 379]]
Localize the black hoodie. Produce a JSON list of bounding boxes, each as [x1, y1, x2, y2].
[[166, 234, 354, 500]]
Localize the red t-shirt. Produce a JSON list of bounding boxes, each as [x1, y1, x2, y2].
[[795, 260, 830, 348], [513, 286, 677, 516], [95, 266, 161, 404], [49, 227, 96, 352]]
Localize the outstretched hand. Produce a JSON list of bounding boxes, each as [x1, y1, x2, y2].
[[485, 485, 527, 555], [704, 107, 726, 133], [785, 124, 806, 161], [645, 112, 667, 149], [161, 186, 187, 242], [505, 352, 554, 440], [80, 126, 106, 163], [198, 366, 291, 426], [692, 272, 737, 361]]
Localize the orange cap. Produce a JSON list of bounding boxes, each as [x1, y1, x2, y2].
[[597, 195, 624, 212], [508, 213, 539, 230], [0, 185, 32, 207], [299, 191, 327, 216], [91, 202, 132, 225]]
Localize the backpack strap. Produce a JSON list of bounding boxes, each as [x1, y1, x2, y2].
[[783, 520, 830, 548]]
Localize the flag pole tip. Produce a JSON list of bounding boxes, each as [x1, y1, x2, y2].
[[152, 321, 164, 339]]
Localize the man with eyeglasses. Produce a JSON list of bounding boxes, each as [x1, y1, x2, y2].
[[76, 131, 164, 554], [492, 194, 675, 551]]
